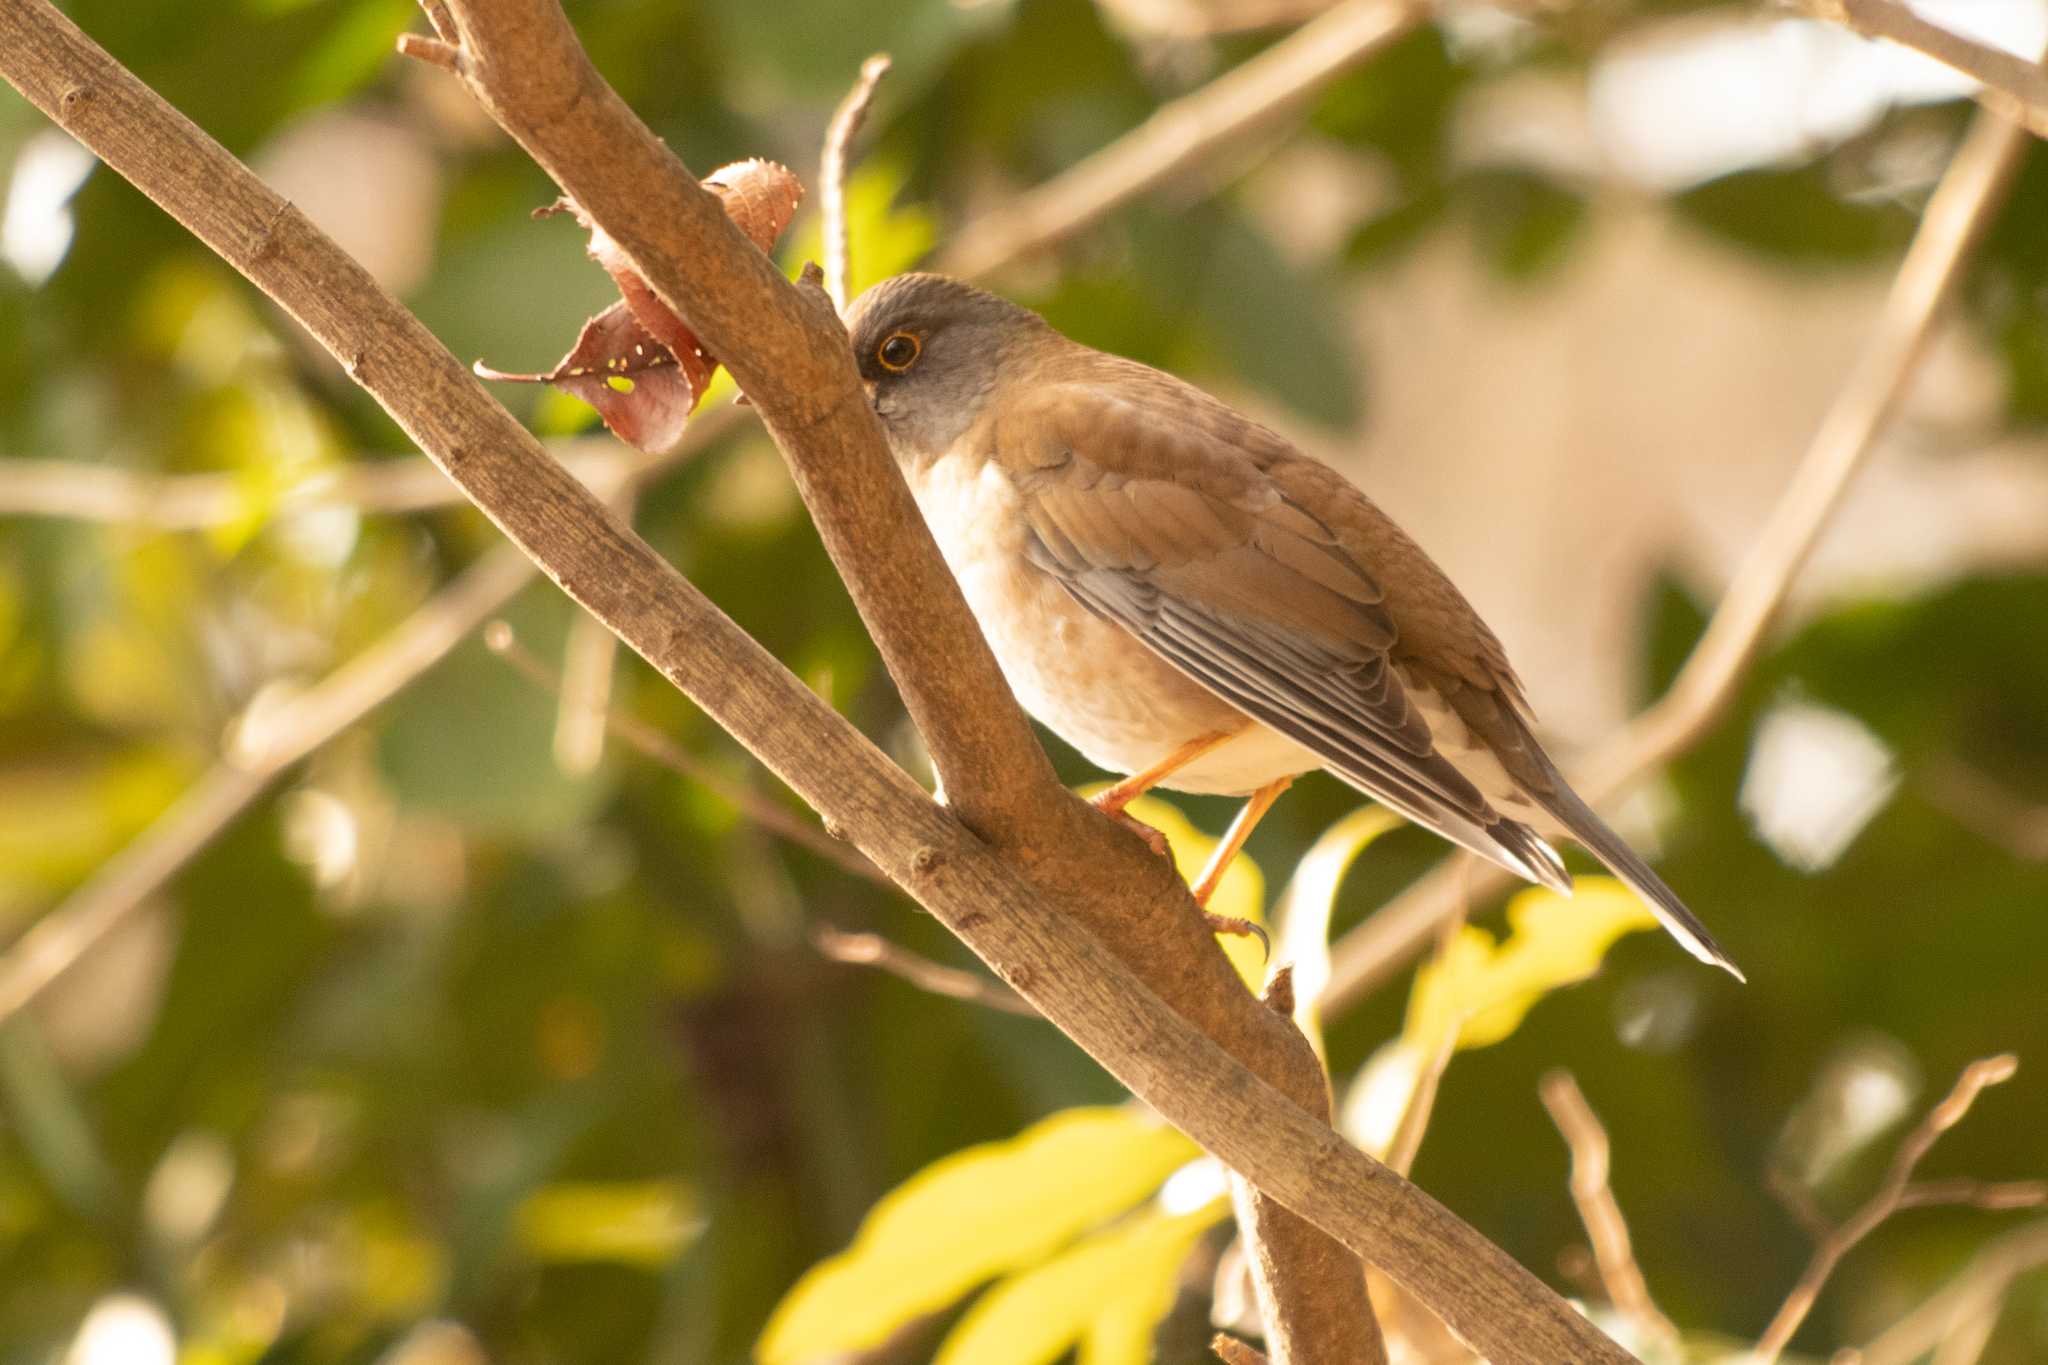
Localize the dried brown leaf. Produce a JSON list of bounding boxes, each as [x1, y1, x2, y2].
[[476, 160, 804, 451]]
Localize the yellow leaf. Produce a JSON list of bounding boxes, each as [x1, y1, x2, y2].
[[1273, 807, 1402, 1055], [0, 749, 190, 894], [781, 161, 939, 299], [513, 1180, 702, 1269], [1403, 877, 1657, 1056], [757, 1108, 1199, 1364], [933, 1203, 1225, 1365]]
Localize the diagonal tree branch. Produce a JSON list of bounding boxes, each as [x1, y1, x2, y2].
[[0, 0, 1630, 1357], [1798, 0, 2048, 138], [1323, 91, 2035, 1013]]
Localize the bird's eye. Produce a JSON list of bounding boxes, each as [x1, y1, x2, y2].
[[876, 331, 921, 373]]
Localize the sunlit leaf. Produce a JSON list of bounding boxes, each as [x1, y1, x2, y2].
[[782, 160, 939, 300], [1344, 878, 1658, 1159], [1404, 877, 1658, 1056], [1272, 807, 1402, 1055], [756, 1107, 1199, 1364], [287, 0, 420, 112], [0, 749, 190, 893], [932, 1203, 1224, 1365], [514, 1180, 703, 1269]]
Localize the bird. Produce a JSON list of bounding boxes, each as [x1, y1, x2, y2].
[[842, 272, 1741, 980]]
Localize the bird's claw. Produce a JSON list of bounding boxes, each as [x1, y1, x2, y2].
[[1203, 912, 1270, 961]]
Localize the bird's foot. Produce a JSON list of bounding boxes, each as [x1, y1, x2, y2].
[[1203, 912, 1270, 960], [1106, 808, 1171, 859]]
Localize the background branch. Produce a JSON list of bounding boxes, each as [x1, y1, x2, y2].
[[484, 619, 888, 885], [0, 1, 1629, 1357], [810, 924, 1037, 1016], [1853, 1218, 2048, 1365], [1800, 0, 2048, 138], [1539, 1071, 1681, 1351], [1323, 93, 2034, 1012], [1754, 1054, 2027, 1363], [935, 0, 1420, 279], [0, 439, 640, 526]]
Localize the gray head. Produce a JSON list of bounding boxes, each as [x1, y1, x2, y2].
[[845, 273, 1054, 465]]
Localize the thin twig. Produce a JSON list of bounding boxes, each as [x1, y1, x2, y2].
[[811, 924, 1038, 1016], [1324, 84, 2037, 1014], [1754, 1054, 2028, 1363], [936, 0, 1420, 278], [1922, 756, 2048, 861], [1854, 1218, 2048, 1365], [1895, 1177, 2048, 1212], [1799, 0, 2048, 138], [395, 30, 461, 71], [485, 622, 888, 886], [551, 479, 635, 775], [1538, 1071, 1681, 1350], [1214, 1333, 1273, 1365], [821, 54, 890, 312], [1381, 1033, 1455, 1180]]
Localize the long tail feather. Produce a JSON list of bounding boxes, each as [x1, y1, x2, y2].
[[1534, 778, 1745, 981]]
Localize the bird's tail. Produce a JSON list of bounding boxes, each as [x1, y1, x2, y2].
[[1533, 775, 1745, 982]]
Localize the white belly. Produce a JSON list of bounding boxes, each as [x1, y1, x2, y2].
[[905, 453, 1320, 796]]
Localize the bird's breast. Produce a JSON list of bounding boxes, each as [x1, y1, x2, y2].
[[904, 452, 1315, 795]]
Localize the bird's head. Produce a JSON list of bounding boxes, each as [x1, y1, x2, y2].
[[844, 272, 1052, 465]]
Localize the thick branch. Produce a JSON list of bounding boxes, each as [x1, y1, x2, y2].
[[1323, 93, 2034, 1012], [0, 2, 1632, 1356], [936, 0, 1420, 278]]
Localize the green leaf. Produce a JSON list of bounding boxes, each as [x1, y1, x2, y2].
[[1464, 170, 1587, 282], [781, 160, 938, 301], [756, 1107, 1199, 1363], [1676, 167, 1907, 266], [0, 748, 190, 893], [933, 1203, 1224, 1365], [514, 1180, 703, 1269], [1404, 877, 1657, 1055], [285, 0, 420, 113]]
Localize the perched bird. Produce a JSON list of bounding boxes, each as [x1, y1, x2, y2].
[[844, 272, 1741, 979]]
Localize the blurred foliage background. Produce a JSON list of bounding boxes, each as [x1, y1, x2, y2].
[[3, 0, 2048, 1361]]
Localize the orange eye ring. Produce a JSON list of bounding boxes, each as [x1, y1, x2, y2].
[[876, 331, 921, 373]]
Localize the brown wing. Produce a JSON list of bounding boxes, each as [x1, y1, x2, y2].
[[993, 381, 1569, 888]]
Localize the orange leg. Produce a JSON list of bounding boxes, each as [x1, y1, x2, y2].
[[1192, 776, 1293, 954], [1090, 729, 1239, 818]]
